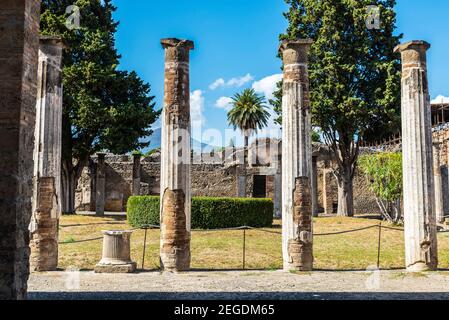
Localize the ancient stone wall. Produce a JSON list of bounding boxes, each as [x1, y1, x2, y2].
[[0, 0, 41, 300], [74, 152, 380, 215]]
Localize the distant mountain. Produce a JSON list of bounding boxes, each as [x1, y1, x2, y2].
[[141, 127, 217, 154]]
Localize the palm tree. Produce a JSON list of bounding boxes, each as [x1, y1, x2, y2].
[[227, 88, 270, 197]]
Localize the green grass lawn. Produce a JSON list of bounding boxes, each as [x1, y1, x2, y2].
[[57, 215, 449, 271]]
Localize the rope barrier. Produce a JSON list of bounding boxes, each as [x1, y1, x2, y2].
[[313, 225, 379, 236], [58, 220, 433, 271]]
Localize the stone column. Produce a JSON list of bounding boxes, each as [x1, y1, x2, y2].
[[311, 156, 319, 217], [274, 173, 282, 218], [30, 36, 65, 272], [132, 154, 141, 196], [323, 168, 334, 215], [95, 153, 106, 216], [280, 39, 314, 271], [160, 38, 194, 272], [395, 41, 438, 271], [433, 142, 445, 224], [441, 165, 449, 221], [0, 0, 41, 300]]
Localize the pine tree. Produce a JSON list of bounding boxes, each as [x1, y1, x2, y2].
[[40, 0, 159, 213]]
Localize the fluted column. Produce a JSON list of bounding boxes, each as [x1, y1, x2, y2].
[[30, 36, 65, 272], [395, 41, 438, 271], [280, 39, 314, 271], [160, 38, 194, 271]]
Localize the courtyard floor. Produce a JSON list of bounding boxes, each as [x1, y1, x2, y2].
[[28, 269, 449, 300]]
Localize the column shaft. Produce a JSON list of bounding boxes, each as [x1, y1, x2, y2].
[[30, 37, 65, 272], [395, 41, 438, 271], [160, 38, 194, 271], [280, 39, 314, 270]]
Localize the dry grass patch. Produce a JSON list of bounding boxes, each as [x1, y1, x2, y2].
[[57, 215, 449, 271]]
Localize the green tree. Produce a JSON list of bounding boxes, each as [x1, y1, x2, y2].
[[228, 89, 270, 196], [359, 153, 402, 223], [275, 0, 402, 216], [40, 0, 159, 213]]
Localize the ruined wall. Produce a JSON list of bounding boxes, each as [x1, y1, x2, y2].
[[0, 0, 41, 300], [74, 152, 380, 215], [75, 155, 238, 211]]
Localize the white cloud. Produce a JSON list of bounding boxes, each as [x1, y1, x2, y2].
[[215, 96, 234, 111], [227, 73, 254, 87], [209, 78, 225, 90], [190, 90, 205, 125], [209, 73, 254, 90], [252, 73, 283, 101], [431, 95, 449, 104]]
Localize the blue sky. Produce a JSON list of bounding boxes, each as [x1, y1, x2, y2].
[[113, 0, 449, 147]]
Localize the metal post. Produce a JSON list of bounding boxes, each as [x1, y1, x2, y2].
[[377, 222, 382, 269], [243, 228, 246, 270], [141, 225, 149, 270]]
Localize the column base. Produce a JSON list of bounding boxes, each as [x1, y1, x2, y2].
[[283, 264, 313, 272], [406, 262, 436, 272], [94, 262, 137, 273]]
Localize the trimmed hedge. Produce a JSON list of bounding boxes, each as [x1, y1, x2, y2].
[[127, 196, 274, 229]]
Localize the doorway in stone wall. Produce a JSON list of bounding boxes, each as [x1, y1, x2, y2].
[[253, 175, 267, 198]]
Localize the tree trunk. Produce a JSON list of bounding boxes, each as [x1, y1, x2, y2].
[[61, 157, 87, 214], [241, 131, 249, 198], [336, 168, 354, 217], [61, 159, 77, 214]]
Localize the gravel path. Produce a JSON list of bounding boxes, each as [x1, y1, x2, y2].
[[27, 269, 449, 300]]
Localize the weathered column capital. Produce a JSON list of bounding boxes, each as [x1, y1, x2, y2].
[[279, 39, 313, 65], [161, 38, 194, 62], [40, 35, 68, 48], [394, 40, 430, 70]]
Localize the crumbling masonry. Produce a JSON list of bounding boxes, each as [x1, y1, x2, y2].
[[0, 0, 41, 300]]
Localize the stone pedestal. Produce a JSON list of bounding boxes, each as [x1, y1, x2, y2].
[[0, 0, 41, 300], [395, 41, 438, 271], [280, 39, 314, 270], [30, 36, 65, 272], [160, 38, 194, 272], [95, 230, 137, 273], [132, 154, 141, 196], [95, 153, 106, 216]]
